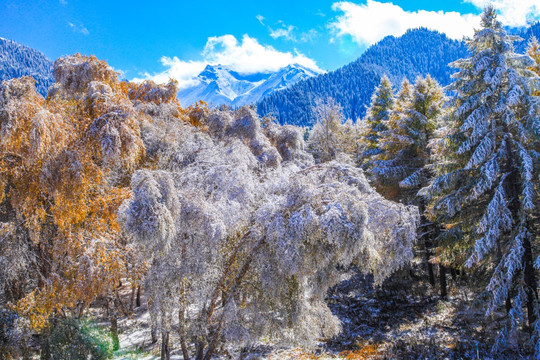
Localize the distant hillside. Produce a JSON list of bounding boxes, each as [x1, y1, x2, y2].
[[515, 22, 540, 53], [0, 37, 54, 97], [178, 63, 321, 107], [258, 24, 540, 127]]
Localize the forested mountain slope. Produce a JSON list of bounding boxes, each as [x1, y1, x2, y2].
[[257, 29, 467, 126], [0, 37, 54, 96], [508, 22, 540, 53], [258, 24, 540, 126]]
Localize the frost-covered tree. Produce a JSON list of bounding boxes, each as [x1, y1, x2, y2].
[[528, 36, 540, 77], [360, 75, 394, 168], [0, 54, 150, 353], [369, 76, 446, 292], [307, 97, 354, 163], [371, 76, 445, 199], [120, 106, 419, 359], [367, 78, 413, 196], [528, 36, 540, 97], [421, 7, 540, 352]]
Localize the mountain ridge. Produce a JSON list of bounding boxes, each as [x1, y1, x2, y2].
[[178, 63, 321, 107], [257, 28, 468, 126], [257, 24, 540, 127]]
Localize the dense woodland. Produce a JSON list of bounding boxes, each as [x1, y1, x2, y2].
[[257, 23, 540, 128], [0, 7, 540, 360], [0, 38, 53, 97]]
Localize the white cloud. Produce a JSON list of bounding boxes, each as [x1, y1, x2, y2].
[[330, 1, 478, 47], [300, 29, 319, 42], [269, 25, 296, 40], [68, 22, 89, 35], [133, 34, 322, 89], [132, 59, 205, 89], [257, 16, 298, 42], [465, 0, 540, 27], [202, 34, 321, 73]]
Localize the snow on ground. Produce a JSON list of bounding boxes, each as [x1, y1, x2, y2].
[[102, 267, 529, 359]]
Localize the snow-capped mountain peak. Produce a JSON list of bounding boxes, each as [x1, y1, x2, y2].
[[178, 64, 321, 107]]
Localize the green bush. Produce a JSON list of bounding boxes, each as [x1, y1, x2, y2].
[[46, 318, 113, 360], [0, 308, 21, 359]]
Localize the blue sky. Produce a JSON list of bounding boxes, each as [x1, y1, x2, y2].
[[1, 0, 539, 88]]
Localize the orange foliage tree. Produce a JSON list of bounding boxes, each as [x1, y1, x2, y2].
[[0, 54, 148, 332], [527, 36, 540, 96]]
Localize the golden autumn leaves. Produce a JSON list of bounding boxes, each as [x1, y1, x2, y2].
[[0, 54, 206, 331]]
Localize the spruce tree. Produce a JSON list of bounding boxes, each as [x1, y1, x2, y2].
[[371, 76, 445, 200], [422, 7, 540, 352], [528, 36, 540, 78], [372, 76, 446, 293], [360, 75, 394, 168], [527, 36, 540, 97]]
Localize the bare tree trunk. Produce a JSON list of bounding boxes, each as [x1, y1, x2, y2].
[[136, 286, 141, 307], [425, 239, 435, 286], [107, 299, 120, 351], [147, 296, 157, 343], [77, 301, 86, 318], [439, 264, 447, 299], [203, 321, 224, 360], [418, 201, 436, 287], [195, 340, 205, 360], [523, 234, 538, 329], [161, 331, 170, 360], [129, 285, 136, 312], [179, 283, 191, 360], [115, 288, 129, 316]]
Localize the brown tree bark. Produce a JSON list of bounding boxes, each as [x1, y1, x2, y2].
[[107, 299, 120, 351], [425, 239, 435, 286], [161, 331, 170, 360], [129, 285, 136, 312], [179, 282, 191, 360], [439, 264, 447, 299], [523, 234, 538, 329], [136, 286, 141, 307]]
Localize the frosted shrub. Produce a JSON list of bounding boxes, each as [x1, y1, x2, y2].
[[120, 105, 419, 359]]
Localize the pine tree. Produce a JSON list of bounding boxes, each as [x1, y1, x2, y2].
[[370, 77, 445, 198], [528, 36, 540, 77], [422, 7, 540, 352], [371, 76, 446, 293], [527, 36, 540, 97], [360, 75, 394, 168]]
